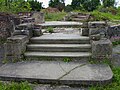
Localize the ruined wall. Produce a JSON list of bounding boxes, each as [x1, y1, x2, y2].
[[0, 12, 20, 41]]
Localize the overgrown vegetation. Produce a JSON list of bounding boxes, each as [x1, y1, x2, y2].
[[45, 12, 66, 21], [112, 40, 120, 46], [0, 81, 32, 90], [0, 0, 42, 13]]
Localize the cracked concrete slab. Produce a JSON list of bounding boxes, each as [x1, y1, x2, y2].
[[0, 61, 113, 85]]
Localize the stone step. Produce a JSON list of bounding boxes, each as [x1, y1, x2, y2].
[[72, 18, 87, 21], [30, 33, 90, 44], [24, 52, 91, 58], [35, 21, 82, 28], [27, 44, 91, 52], [75, 15, 88, 18], [0, 61, 113, 85]]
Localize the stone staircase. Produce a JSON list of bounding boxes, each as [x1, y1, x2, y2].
[[64, 13, 90, 22], [24, 33, 91, 61], [0, 21, 113, 86]]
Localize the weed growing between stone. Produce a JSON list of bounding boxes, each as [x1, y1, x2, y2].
[[47, 27, 54, 33], [63, 57, 72, 63], [112, 40, 120, 46]]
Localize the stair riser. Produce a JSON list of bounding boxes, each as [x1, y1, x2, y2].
[[27, 48, 91, 52], [25, 57, 90, 61], [42, 25, 80, 29], [30, 40, 90, 44]]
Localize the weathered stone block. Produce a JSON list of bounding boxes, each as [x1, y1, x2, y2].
[[82, 28, 89, 36], [92, 39, 112, 59], [33, 29, 43, 36], [32, 12, 45, 24], [4, 35, 29, 62], [90, 34, 100, 41], [88, 21, 107, 28]]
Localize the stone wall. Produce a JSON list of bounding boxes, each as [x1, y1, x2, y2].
[[88, 21, 120, 39], [108, 24, 120, 38], [0, 12, 20, 40]]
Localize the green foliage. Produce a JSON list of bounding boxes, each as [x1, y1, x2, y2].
[[103, 0, 115, 8], [64, 5, 73, 12], [71, 0, 100, 11], [45, 12, 66, 21], [0, 0, 31, 13], [91, 10, 120, 21], [49, 0, 65, 11], [112, 41, 120, 46], [0, 81, 32, 90], [63, 57, 72, 63], [83, 0, 100, 11], [28, 0, 42, 11], [0, 38, 7, 44], [47, 27, 54, 33]]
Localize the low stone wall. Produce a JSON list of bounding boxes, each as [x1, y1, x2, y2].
[[108, 24, 120, 38], [88, 21, 120, 39]]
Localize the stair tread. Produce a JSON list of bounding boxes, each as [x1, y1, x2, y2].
[[30, 33, 90, 40], [27, 44, 91, 48], [25, 52, 91, 57]]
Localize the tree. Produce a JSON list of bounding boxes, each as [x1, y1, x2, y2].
[[28, 0, 42, 11], [83, 0, 100, 11], [49, 0, 65, 11], [103, 0, 115, 7], [71, 0, 85, 10], [71, 0, 100, 11]]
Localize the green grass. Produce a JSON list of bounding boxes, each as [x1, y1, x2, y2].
[[45, 12, 67, 21], [46, 27, 54, 33], [91, 11, 120, 21], [0, 81, 32, 90]]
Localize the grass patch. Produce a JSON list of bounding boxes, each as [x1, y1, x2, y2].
[[0, 38, 7, 44], [46, 27, 54, 33], [0, 81, 32, 90], [45, 12, 67, 21], [91, 11, 120, 21], [63, 57, 72, 63], [112, 41, 120, 46]]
